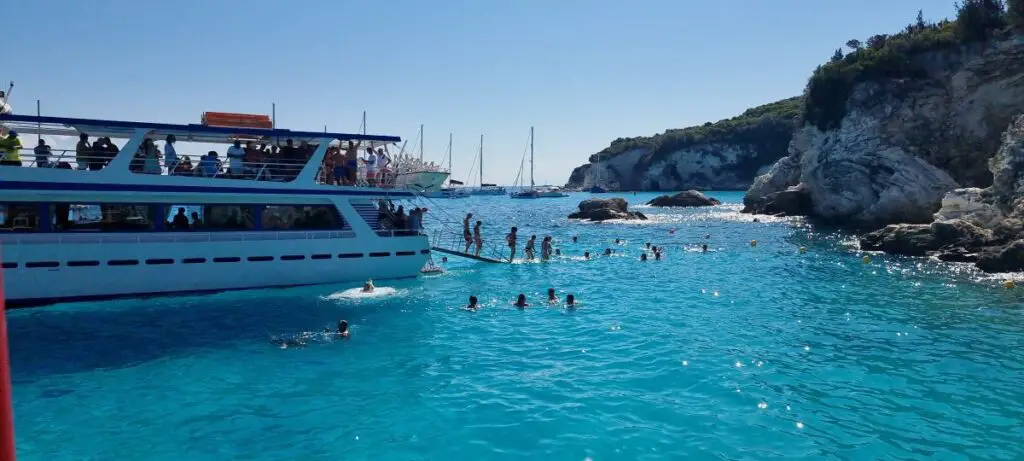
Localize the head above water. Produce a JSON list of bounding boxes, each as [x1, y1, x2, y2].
[[469, 295, 478, 306], [547, 288, 555, 298], [338, 320, 348, 332], [516, 294, 526, 304], [511, 226, 517, 233], [566, 294, 575, 305], [641, 253, 648, 261]]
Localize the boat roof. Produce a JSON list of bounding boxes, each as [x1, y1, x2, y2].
[[0, 114, 400, 145]]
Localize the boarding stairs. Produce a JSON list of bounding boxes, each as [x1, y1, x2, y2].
[[428, 229, 509, 264]]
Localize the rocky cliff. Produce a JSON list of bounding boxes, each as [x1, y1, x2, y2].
[[565, 97, 802, 191], [744, 28, 1024, 227]]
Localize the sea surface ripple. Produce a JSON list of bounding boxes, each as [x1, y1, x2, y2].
[[8, 192, 1024, 460]]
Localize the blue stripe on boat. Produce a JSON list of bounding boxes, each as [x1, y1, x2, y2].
[[0, 181, 416, 197]]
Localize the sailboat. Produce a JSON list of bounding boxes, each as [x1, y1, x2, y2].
[[469, 134, 506, 196], [510, 127, 569, 199], [422, 133, 469, 199]]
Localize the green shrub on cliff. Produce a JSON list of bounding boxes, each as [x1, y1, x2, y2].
[[804, 2, 1011, 131], [588, 96, 802, 164]]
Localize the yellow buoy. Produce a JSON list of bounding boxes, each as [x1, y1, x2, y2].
[[799, 247, 807, 254], [1004, 280, 1016, 289], [750, 240, 757, 247], [862, 255, 872, 264]]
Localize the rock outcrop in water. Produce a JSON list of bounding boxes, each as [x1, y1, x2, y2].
[[646, 190, 721, 207], [565, 97, 802, 192], [858, 114, 1024, 271], [568, 198, 647, 222]]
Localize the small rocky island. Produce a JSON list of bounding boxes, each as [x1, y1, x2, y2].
[[646, 190, 721, 207], [568, 198, 648, 222]]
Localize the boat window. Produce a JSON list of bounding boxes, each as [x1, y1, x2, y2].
[[261, 205, 343, 230], [165, 205, 205, 231], [51, 203, 157, 232], [203, 205, 254, 230], [0, 204, 41, 232]]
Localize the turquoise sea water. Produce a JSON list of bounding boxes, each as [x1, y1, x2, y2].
[[8, 191, 1024, 461]]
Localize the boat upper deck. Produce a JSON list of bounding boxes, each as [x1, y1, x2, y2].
[[0, 113, 418, 198]]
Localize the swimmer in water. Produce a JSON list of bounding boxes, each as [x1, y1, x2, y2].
[[614, 238, 621, 244], [270, 335, 307, 349], [514, 293, 529, 308], [441, 256, 448, 263], [466, 295, 479, 311], [702, 244, 708, 253], [555, 248, 561, 256], [583, 251, 590, 260], [547, 288, 557, 303], [361, 279, 375, 293], [337, 320, 350, 337], [572, 235, 578, 243], [655, 250, 662, 261], [566, 294, 576, 308], [645, 242, 651, 249], [604, 248, 612, 256], [704, 234, 711, 239], [640, 253, 648, 262]]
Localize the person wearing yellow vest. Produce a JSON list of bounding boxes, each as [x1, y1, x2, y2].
[[0, 130, 23, 166]]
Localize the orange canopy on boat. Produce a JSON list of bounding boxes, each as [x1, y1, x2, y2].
[[201, 112, 273, 129]]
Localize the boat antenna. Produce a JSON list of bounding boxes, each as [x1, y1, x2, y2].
[[362, 110, 367, 136], [479, 134, 484, 186]]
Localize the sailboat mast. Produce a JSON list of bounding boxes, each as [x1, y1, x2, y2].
[[419, 124, 424, 162], [448, 133, 453, 174], [362, 111, 366, 135], [479, 134, 484, 186], [530, 126, 535, 188]]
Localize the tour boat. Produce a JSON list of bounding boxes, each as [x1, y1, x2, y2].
[[0, 112, 431, 307]]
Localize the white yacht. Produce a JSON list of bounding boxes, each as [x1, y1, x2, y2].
[[469, 135, 506, 196], [0, 112, 431, 307], [509, 127, 569, 199]]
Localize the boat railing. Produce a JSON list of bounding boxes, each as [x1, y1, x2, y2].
[[0, 229, 360, 245], [3, 148, 413, 189], [430, 228, 510, 262]]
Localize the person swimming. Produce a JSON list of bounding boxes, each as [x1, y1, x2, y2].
[[701, 244, 708, 253], [555, 248, 561, 256], [361, 279, 375, 293], [514, 293, 529, 308], [583, 251, 590, 260], [547, 288, 557, 303], [466, 295, 479, 311], [572, 235, 578, 243], [604, 248, 612, 256], [614, 238, 621, 244], [270, 336, 307, 348], [337, 320, 350, 337], [654, 250, 662, 261], [640, 253, 648, 262], [566, 294, 576, 308]]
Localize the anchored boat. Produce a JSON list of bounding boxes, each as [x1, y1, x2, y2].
[[0, 112, 431, 307]]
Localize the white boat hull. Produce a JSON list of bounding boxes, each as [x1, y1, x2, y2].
[[392, 171, 450, 192], [0, 231, 429, 306]]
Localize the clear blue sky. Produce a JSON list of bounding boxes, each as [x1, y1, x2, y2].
[[6, 0, 957, 185]]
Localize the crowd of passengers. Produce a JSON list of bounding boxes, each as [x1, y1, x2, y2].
[[0, 130, 397, 186], [377, 200, 425, 233]]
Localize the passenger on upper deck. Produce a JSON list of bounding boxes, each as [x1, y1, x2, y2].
[[34, 139, 51, 168], [343, 140, 361, 185], [198, 151, 219, 177], [0, 130, 22, 166], [226, 140, 245, 177], [363, 147, 378, 186], [75, 133, 90, 170], [0, 89, 11, 115], [164, 135, 179, 174], [141, 138, 161, 174]]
